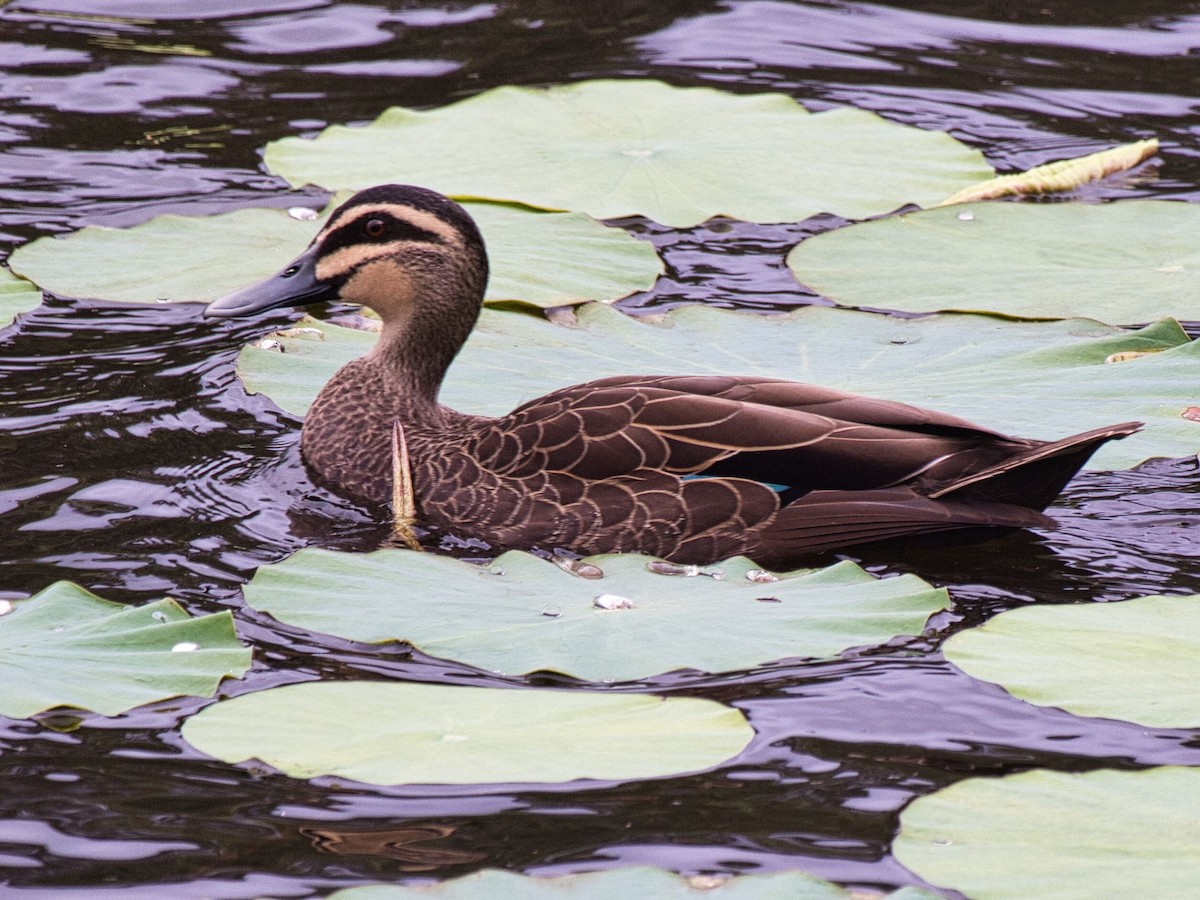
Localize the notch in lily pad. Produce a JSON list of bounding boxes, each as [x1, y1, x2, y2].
[[239, 547, 950, 682], [0, 581, 252, 719]]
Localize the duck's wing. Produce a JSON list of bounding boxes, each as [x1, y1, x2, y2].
[[480, 375, 1029, 495]]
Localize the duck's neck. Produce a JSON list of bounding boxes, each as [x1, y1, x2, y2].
[[368, 286, 483, 414]]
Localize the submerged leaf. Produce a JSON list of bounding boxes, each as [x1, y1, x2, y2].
[[7, 202, 660, 309], [0, 582, 252, 719], [264, 79, 992, 226], [328, 866, 943, 899], [1, 267, 41, 326], [937, 138, 1158, 206], [241, 548, 948, 681], [895, 766, 1200, 899], [238, 303, 1198, 471], [943, 593, 1200, 728], [181, 681, 752, 785], [787, 199, 1200, 322]]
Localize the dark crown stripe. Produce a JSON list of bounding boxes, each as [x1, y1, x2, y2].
[[319, 209, 447, 257]]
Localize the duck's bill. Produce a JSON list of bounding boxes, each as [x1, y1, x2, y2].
[[204, 243, 339, 318]]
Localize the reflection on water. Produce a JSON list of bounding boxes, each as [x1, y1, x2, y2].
[[1, 0, 1199, 896]]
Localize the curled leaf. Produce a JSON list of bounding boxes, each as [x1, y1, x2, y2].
[[937, 138, 1158, 206]]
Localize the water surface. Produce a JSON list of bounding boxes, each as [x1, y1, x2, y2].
[[1, 1, 1198, 895]]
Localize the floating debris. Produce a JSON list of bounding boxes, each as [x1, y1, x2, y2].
[[540, 605, 562, 618], [253, 337, 283, 352], [288, 206, 320, 221], [171, 641, 199, 653], [956, 211, 975, 221], [1105, 349, 1163, 363], [592, 594, 634, 610], [754, 597, 782, 604], [745, 569, 778, 583], [0, 600, 11, 616]]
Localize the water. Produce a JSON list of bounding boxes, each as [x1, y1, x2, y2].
[[2, 1, 1200, 895]]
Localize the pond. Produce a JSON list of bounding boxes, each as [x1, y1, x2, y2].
[[1, 1, 1199, 897]]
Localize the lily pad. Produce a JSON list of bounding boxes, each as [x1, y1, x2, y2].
[[264, 79, 992, 226], [241, 548, 948, 682], [787, 200, 1200, 323], [0, 581, 251, 719], [1, 266, 41, 326], [7, 202, 660, 309], [181, 681, 752, 785], [328, 866, 943, 899], [239, 303, 1199, 471], [942, 593, 1200, 728], [895, 766, 1200, 899]]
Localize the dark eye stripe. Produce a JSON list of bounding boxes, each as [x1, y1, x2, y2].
[[320, 211, 445, 255]]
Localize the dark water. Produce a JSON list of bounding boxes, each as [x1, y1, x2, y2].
[[2, 1, 1199, 896]]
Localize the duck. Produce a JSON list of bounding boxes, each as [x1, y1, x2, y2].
[[205, 184, 1141, 566]]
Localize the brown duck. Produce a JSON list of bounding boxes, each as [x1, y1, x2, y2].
[[205, 184, 1141, 566]]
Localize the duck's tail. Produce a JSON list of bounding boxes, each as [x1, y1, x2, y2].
[[753, 420, 1142, 563], [928, 420, 1143, 510]]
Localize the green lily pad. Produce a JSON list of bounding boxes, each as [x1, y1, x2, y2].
[[239, 303, 1199, 471], [1, 266, 41, 326], [943, 593, 1200, 728], [264, 79, 992, 227], [7, 202, 660, 309], [329, 866, 943, 899], [0, 582, 252, 719], [241, 548, 948, 682], [181, 681, 752, 785], [895, 766, 1200, 900], [787, 200, 1200, 323]]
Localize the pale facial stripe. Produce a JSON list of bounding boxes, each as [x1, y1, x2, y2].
[[316, 240, 453, 281], [314, 201, 465, 281]]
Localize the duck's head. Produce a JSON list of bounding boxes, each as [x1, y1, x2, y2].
[[204, 184, 488, 331]]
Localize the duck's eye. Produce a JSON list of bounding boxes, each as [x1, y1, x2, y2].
[[364, 218, 387, 239]]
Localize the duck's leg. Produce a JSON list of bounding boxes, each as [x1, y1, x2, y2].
[[391, 419, 422, 551]]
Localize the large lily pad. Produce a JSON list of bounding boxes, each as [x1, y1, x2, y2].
[[895, 766, 1200, 899], [239, 303, 1199, 471], [0, 582, 251, 719], [1, 266, 40, 326], [329, 866, 942, 899], [181, 681, 752, 785], [787, 200, 1200, 323], [264, 79, 992, 227], [241, 548, 947, 682], [943, 593, 1200, 728], [7, 202, 660, 309]]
